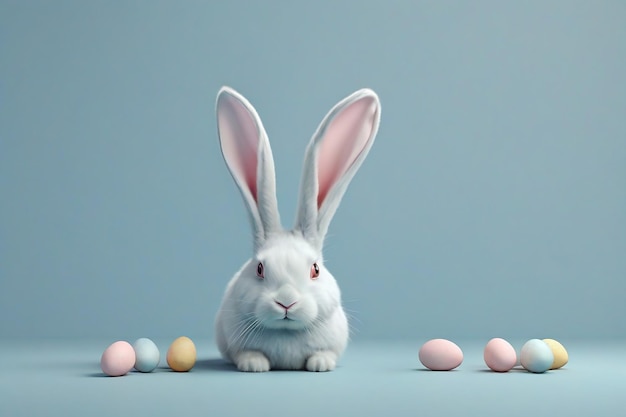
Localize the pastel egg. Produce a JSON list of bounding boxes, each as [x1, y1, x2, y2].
[[101, 341, 136, 377], [520, 339, 554, 373], [167, 336, 197, 372], [483, 338, 517, 372], [418, 339, 463, 371], [542, 338, 568, 369], [133, 338, 160, 373]]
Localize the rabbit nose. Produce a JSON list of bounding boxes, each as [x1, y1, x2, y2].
[[275, 301, 297, 311]]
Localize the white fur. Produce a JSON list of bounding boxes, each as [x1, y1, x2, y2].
[[215, 233, 348, 371], [215, 86, 380, 371]]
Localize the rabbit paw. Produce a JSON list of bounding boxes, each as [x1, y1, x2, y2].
[[306, 351, 336, 372], [234, 351, 271, 372]]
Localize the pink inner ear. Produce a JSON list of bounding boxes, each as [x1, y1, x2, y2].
[[218, 94, 259, 202], [317, 97, 377, 208]]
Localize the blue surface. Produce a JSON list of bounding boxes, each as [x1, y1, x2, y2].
[[1, 339, 624, 416]]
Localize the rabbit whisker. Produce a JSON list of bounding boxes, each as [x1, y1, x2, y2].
[[227, 316, 258, 351]]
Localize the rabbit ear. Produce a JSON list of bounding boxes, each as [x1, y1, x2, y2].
[[295, 89, 381, 249], [216, 86, 281, 249]]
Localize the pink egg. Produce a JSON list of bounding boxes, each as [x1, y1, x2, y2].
[[101, 341, 136, 377], [484, 338, 517, 372], [418, 339, 463, 371]]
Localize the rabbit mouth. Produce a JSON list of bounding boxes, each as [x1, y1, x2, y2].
[[263, 315, 307, 330]]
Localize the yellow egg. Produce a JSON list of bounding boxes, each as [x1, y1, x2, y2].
[[166, 336, 197, 372], [542, 338, 568, 369]]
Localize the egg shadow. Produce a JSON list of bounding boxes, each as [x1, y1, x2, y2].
[[474, 366, 553, 374], [474, 369, 524, 373], [412, 368, 460, 372], [85, 359, 237, 377], [84, 372, 119, 378]]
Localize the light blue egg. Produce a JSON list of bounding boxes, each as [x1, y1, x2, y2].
[[133, 338, 160, 372], [520, 339, 554, 373]]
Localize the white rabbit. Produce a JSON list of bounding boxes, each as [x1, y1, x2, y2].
[[214, 86, 381, 372]]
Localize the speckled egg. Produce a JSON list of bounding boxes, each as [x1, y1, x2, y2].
[[166, 336, 197, 372], [133, 338, 160, 373], [520, 339, 554, 373], [484, 338, 517, 372], [418, 339, 463, 371], [543, 338, 568, 369], [101, 341, 136, 377]]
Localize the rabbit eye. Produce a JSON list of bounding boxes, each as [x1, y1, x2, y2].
[[256, 262, 264, 279], [310, 263, 320, 280]]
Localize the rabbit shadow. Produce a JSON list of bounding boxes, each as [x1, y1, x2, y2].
[[194, 358, 237, 372]]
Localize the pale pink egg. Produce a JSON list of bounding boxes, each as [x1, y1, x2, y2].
[[418, 339, 463, 371], [484, 338, 517, 372], [101, 341, 136, 377]]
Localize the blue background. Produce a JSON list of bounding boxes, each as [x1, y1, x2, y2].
[[1, 0, 624, 343], [2, 2, 625, 417]]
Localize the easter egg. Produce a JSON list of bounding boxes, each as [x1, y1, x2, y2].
[[520, 339, 554, 373], [483, 338, 517, 372], [167, 336, 197, 372], [133, 338, 160, 373], [101, 341, 136, 377], [418, 339, 463, 371], [543, 338, 568, 369]]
